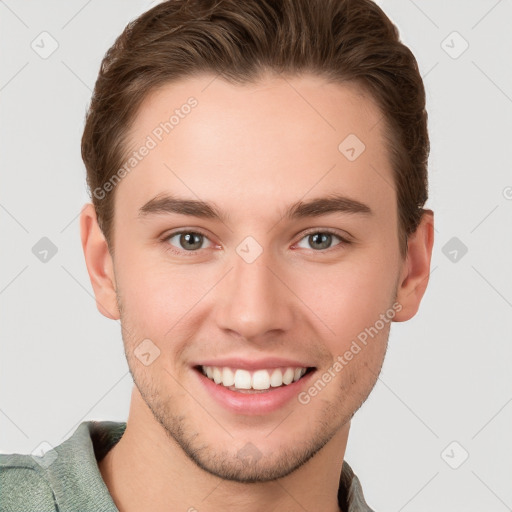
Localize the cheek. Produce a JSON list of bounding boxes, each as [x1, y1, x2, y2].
[[115, 254, 213, 338], [291, 255, 398, 340]]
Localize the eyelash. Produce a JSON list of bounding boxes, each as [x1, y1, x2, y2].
[[161, 228, 352, 256]]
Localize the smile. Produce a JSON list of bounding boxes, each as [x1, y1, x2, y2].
[[200, 365, 312, 392]]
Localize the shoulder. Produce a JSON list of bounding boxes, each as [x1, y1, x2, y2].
[[0, 453, 57, 511], [339, 460, 376, 512], [0, 421, 125, 512]]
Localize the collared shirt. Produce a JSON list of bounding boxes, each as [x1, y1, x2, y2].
[[0, 421, 375, 511]]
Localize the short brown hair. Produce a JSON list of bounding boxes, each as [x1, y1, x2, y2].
[[81, 0, 429, 257]]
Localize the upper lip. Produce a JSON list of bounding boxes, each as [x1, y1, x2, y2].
[[193, 357, 314, 371]]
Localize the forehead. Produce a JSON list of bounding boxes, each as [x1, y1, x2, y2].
[[117, 73, 395, 222]]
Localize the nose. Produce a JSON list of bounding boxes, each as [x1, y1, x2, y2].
[[214, 246, 295, 342]]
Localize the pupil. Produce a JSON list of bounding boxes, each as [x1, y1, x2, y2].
[[310, 233, 331, 250], [181, 233, 202, 250]]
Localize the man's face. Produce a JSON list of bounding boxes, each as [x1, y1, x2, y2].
[[109, 74, 404, 482]]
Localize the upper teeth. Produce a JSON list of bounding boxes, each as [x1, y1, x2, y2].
[[201, 366, 307, 390]]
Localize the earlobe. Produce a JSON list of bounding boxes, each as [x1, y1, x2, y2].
[[80, 203, 120, 320], [393, 210, 434, 322]]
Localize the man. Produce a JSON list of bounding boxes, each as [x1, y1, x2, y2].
[[0, 0, 434, 510]]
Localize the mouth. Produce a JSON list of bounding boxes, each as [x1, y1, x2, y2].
[[195, 365, 316, 393]]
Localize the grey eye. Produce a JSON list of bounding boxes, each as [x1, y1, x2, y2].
[[296, 232, 341, 250], [168, 232, 209, 251]]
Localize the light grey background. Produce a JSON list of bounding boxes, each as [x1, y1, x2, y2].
[[1, 1, 511, 510]]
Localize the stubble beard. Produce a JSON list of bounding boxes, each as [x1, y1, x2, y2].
[[116, 291, 389, 483]]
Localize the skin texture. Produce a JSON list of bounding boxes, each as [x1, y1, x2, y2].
[[81, 73, 434, 512]]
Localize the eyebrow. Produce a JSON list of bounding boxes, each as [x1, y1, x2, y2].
[[138, 193, 372, 222]]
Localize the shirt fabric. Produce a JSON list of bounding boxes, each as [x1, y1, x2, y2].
[[0, 421, 375, 511]]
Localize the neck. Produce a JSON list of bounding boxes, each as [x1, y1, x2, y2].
[[99, 388, 349, 512]]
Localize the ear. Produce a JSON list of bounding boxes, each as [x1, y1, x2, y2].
[[394, 209, 434, 322], [80, 203, 120, 320]]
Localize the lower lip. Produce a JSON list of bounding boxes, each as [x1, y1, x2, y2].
[[193, 368, 315, 415]]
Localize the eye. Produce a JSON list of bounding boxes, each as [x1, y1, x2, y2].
[[295, 230, 348, 251], [165, 231, 213, 252]]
